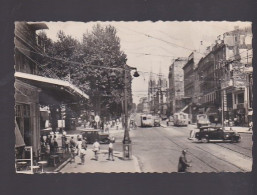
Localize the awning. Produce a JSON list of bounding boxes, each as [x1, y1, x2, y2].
[[28, 23, 49, 30], [15, 72, 89, 105], [15, 121, 25, 148]]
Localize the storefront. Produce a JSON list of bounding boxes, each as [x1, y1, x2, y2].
[[15, 72, 89, 159], [15, 80, 41, 156]]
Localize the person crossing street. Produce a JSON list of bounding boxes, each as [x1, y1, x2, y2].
[[92, 139, 100, 161], [178, 149, 191, 172]]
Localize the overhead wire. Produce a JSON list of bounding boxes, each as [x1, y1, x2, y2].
[[116, 25, 205, 55]]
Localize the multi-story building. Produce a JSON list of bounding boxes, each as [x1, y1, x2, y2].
[[182, 52, 204, 122], [221, 26, 252, 125], [195, 26, 252, 125], [168, 57, 187, 114]]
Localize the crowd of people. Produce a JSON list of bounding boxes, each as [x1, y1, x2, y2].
[[83, 119, 123, 131], [40, 131, 116, 166]]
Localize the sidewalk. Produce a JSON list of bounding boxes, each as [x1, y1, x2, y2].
[[164, 123, 252, 134], [56, 149, 141, 173], [188, 124, 252, 134]]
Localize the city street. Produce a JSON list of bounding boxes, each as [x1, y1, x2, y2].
[[111, 125, 252, 173]]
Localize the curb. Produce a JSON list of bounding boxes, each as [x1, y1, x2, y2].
[[132, 155, 142, 173], [237, 131, 253, 134], [55, 150, 142, 173], [54, 157, 72, 172]]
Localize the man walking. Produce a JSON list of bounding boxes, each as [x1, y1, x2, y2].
[[107, 141, 114, 161], [70, 137, 77, 163], [92, 139, 100, 161], [178, 150, 191, 172]]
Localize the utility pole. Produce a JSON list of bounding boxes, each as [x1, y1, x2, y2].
[[221, 91, 224, 129], [123, 65, 132, 159]]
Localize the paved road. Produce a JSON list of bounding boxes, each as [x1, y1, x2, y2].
[[112, 125, 252, 173]]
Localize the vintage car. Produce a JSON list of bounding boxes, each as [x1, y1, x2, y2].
[[196, 114, 210, 128], [195, 126, 241, 143], [154, 118, 161, 127], [81, 129, 114, 144]]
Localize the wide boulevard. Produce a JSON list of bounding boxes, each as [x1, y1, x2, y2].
[[112, 124, 252, 173]]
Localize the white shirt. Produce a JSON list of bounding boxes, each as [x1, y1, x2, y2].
[[109, 143, 113, 149], [93, 141, 100, 151], [77, 140, 82, 150]]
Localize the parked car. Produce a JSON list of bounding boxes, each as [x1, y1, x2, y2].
[[154, 118, 161, 127], [196, 114, 210, 128], [81, 129, 113, 144], [195, 126, 241, 143]]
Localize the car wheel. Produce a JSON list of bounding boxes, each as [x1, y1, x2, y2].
[[201, 137, 209, 143], [235, 137, 241, 143]]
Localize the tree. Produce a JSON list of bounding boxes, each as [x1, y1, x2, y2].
[[39, 24, 133, 119]]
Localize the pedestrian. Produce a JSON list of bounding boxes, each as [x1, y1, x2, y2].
[[108, 141, 114, 161], [178, 150, 191, 172], [53, 135, 58, 153], [249, 121, 253, 131], [82, 137, 87, 150], [64, 137, 69, 153], [70, 137, 77, 163], [77, 136, 83, 156], [116, 121, 119, 130], [234, 117, 238, 126], [189, 129, 195, 140], [92, 139, 100, 161], [49, 136, 55, 155], [80, 147, 86, 165], [229, 119, 233, 127]]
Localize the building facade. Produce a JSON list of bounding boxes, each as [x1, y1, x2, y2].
[[185, 26, 252, 126], [168, 58, 187, 114]]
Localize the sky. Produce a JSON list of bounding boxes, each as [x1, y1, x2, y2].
[[35, 21, 251, 104]]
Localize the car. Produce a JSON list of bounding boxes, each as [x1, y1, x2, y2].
[[81, 129, 114, 144], [195, 126, 241, 143], [196, 114, 210, 128], [154, 118, 161, 127]]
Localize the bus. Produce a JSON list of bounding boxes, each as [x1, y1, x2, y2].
[[140, 114, 154, 127], [173, 112, 189, 127]]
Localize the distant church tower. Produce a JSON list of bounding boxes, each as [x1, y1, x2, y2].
[[148, 70, 156, 102]]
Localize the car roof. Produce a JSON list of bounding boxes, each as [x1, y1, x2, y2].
[[82, 129, 100, 132], [199, 126, 221, 129]]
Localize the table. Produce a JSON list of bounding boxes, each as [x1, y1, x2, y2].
[[17, 161, 28, 171], [38, 161, 48, 173], [31, 165, 40, 173]]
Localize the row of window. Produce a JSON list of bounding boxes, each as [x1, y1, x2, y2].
[[202, 92, 216, 104]]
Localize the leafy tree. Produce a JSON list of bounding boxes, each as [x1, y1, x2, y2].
[[38, 24, 133, 119]]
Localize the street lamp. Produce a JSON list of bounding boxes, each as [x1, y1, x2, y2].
[[123, 65, 139, 160]]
